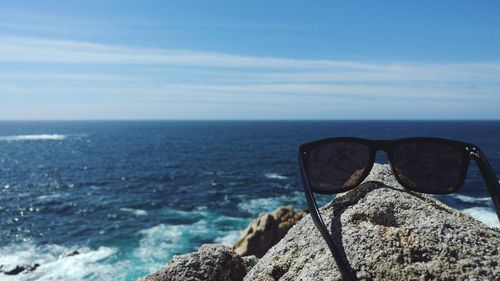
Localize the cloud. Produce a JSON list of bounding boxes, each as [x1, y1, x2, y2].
[[0, 36, 499, 119], [1, 36, 499, 73]]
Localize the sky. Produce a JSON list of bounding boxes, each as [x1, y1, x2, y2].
[[0, 0, 499, 120]]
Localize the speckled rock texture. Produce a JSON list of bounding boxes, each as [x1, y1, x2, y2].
[[235, 206, 306, 258], [138, 244, 247, 281], [245, 164, 500, 281]]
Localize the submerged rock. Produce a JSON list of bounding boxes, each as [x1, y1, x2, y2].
[[245, 164, 500, 280], [66, 250, 80, 257], [1, 263, 40, 275], [138, 244, 247, 281], [234, 206, 306, 258]]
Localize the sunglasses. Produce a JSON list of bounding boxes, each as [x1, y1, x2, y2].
[[298, 137, 500, 280]]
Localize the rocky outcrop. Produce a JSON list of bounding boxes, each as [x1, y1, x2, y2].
[[138, 244, 248, 281], [245, 164, 500, 280], [234, 206, 306, 258]]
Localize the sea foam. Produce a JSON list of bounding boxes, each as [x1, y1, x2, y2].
[[132, 209, 249, 274], [0, 242, 125, 281], [462, 207, 500, 228], [453, 194, 491, 204], [237, 192, 306, 215], [264, 173, 288, 180], [119, 208, 148, 216], [0, 134, 67, 141]]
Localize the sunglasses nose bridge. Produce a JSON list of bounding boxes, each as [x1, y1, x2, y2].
[[371, 142, 393, 163], [373, 141, 391, 152]]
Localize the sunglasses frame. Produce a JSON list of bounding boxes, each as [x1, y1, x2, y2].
[[300, 137, 472, 195], [298, 137, 500, 281]]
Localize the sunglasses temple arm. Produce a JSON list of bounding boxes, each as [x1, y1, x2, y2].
[[473, 148, 500, 220], [299, 161, 356, 281]]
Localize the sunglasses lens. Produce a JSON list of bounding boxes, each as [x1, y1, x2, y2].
[[307, 141, 371, 193], [392, 142, 467, 193]]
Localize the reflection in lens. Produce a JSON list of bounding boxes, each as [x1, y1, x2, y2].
[[392, 142, 466, 193], [307, 141, 371, 193]]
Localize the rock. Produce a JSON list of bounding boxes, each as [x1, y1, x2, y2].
[[245, 164, 500, 280], [234, 206, 306, 258], [1, 263, 39, 275], [67, 250, 80, 257], [138, 244, 247, 281], [242, 255, 259, 273], [3, 265, 25, 275], [26, 263, 40, 272]]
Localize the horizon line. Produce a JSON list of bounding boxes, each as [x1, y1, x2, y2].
[[1, 119, 499, 122]]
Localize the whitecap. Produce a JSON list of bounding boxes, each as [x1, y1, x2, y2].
[[119, 208, 148, 216], [264, 173, 288, 180], [462, 207, 500, 228], [36, 193, 64, 202], [237, 192, 306, 215], [0, 134, 67, 141], [133, 210, 249, 273], [0, 242, 125, 281], [134, 221, 211, 272], [452, 194, 491, 204], [214, 230, 242, 246]]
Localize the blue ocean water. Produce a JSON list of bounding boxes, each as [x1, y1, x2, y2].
[[0, 121, 498, 280]]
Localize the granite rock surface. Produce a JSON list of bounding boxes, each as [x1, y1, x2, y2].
[[234, 206, 306, 258], [138, 244, 247, 281], [245, 164, 500, 280]]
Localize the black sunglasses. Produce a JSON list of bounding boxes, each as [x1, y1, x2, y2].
[[298, 137, 500, 281]]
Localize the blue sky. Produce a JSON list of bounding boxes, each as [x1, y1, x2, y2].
[[0, 0, 499, 120]]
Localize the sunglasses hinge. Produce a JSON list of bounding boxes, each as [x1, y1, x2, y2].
[[466, 146, 480, 160], [301, 151, 309, 159]]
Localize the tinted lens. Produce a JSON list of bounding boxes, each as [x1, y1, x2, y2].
[[391, 141, 467, 193], [307, 141, 371, 193]]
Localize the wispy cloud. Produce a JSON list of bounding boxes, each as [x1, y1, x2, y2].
[[0, 36, 499, 119], [2, 36, 499, 72]]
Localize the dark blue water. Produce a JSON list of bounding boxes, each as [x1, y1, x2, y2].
[[0, 121, 498, 280]]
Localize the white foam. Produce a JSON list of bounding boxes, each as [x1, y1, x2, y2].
[[0, 134, 66, 141], [134, 220, 212, 272], [36, 193, 64, 202], [0, 242, 126, 281], [452, 194, 491, 204], [462, 207, 500, 228], [119, 208, 148, 216], [133, 210, 249, 273], [264, 173, 288, 180], [214, 230, 242, 246], [238, 192, 306, 215]]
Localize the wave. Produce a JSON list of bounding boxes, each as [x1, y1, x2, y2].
[[0, 208, 248, 281], [462, 207, 499, 228], [134, 210, 249, 274], [0, 242, 125, 281], [0, 134, 67, 141], [264, 173, 288, 180], [214, 230, 242, 246], [36, 193, 65, 202], [452, 194, 491, 204], [238, 192, 307, 215], [119, 208, 148, 216], [135, 222, 209, 272]]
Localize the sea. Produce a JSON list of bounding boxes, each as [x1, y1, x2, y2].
[[0, 121, 499, 280]]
